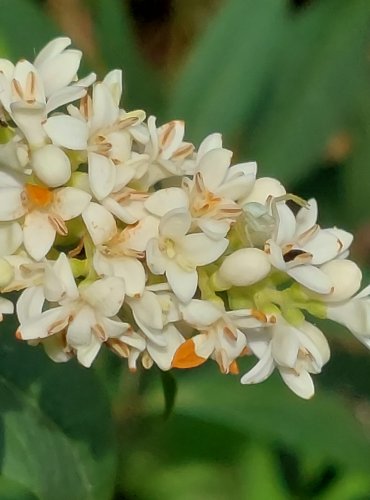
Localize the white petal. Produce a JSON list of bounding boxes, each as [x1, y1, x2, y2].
[[76, 338, 102, 367], [144, 188, 188, 216], [0, 187, 25, 221], [16, 286, 44, 323], [88, 152, 116, 200], [82, 202, 117, 245], [38, 50, 82, 96], [130, 291, 163, 329], [81, 277, 125, 317], [146, 238, 167, 275], [181, 299, 223, 327], [240, 345, 275, 384], [34, 37, 72, 66], [242, 177, 286, 205], [23, 211, 55, 261], [159, 208, 191, 239], [198, 148, 232, 191], [166, 260, 198, 303], [288, 265, 333, 294], [0, 221, 22, 255], [147, 324, 185, 371], [197, 218, 230, 240], [44, 115, 88, 150], [197, 133, 223, 162], [53, 186, 91, 220], [67, 306, 95, 346], [279, 367, 315, 399], [46, 85, 86, 113], [295, 198, 317, 234], [102, 197, 138, 224], [18, 306, 67, 340], [272, 324, 300, 368], [181, 233, 228, 266], [304, 230, 342, 265], [91, 82, 119, 133], [274, 203, 296, 245], [103, 69, 123, 106], [122, 215, 159, 252]]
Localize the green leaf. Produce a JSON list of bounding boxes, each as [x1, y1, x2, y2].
[[0, 476, 37, 500], [93, 0, 164, 115], [0, 0, 59, 59], [343, 92, 370, 227], [0, 317, 117, 500], [247, 0, 370, 184], [167, 0, 287, 143], [145, 368, 370, 471], [160, 370, 178, 419], [238, 444, 288, 500]]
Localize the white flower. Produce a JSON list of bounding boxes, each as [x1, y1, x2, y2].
[[265, 199, 352, 293], [173, 299, 258, 373], [0, 172, 91, 260], [146, 208, 228, 302], [16, 253, 129, 367], [0, 38, 94, 147], [326, 285, 370, 349], [137, 117, 195, 188], [241, 317, 330, 399], [127, 289, 184, 370]]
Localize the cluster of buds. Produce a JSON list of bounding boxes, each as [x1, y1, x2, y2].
[[0, 38, 368, 399]]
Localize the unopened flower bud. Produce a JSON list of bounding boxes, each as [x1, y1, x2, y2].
[[320, 259, 362, 302], [242, 177, 286, 205], [213, 248, 271, 289], [32, 144, 71, 187]]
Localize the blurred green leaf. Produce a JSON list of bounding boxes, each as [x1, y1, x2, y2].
[[0, 0, 59, 59], [238, 444, 288, 500], [247, 0, 370, 184], [344, 92, 370, 227], [145, 368, 370, 471], [93, 0, 164, 115], [0, 318, 117, 500], [318, 471, 370, 500], [161, 371, 177, 419], [167, 0, 287, 143], [0, 476, 37, 500]]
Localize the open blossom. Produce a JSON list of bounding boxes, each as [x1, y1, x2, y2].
[[241, 317, 330, 399], [0, 37, 367, 400], [146, 208, 228, 302], [265, 199, 353, 294]]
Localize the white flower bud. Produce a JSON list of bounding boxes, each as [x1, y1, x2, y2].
[[0, 257, 14, 288], [320, 259, 362, 302], [32, 144, 71, 187], [214, 248, 271, 289], [242, 177, 286, 205]]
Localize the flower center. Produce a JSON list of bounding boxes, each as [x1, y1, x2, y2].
[[25, 183, 53, 208]]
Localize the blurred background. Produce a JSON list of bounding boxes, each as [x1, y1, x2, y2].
[[0, 0, 369, 498]]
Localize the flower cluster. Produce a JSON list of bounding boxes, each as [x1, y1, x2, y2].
[[0, 38, 368, 399]]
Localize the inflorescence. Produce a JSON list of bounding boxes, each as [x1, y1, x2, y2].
[[0, 38, 368, 399]]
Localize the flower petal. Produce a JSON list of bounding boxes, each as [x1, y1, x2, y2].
[[82, 202, 117, 245], [181, 233, 228, 266], [44, 115, 88, 150], [279, 367, 315, 399], [288, 265, 333, 294], [88, 152, 116, 201], [24, 211, 56, 261], [166, 260, 197, 303]]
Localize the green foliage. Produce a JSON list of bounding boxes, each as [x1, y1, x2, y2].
[[0, 0, 59, 59], [167, 0, 287, 143], [93, 0, 164, 114], [0, 317, 117, 500]]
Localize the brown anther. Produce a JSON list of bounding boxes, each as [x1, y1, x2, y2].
[[251, 309, 267, 323], [15, 330, 22, 340], [68, 238, 85, 258], [223, 325, 237, 340]]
